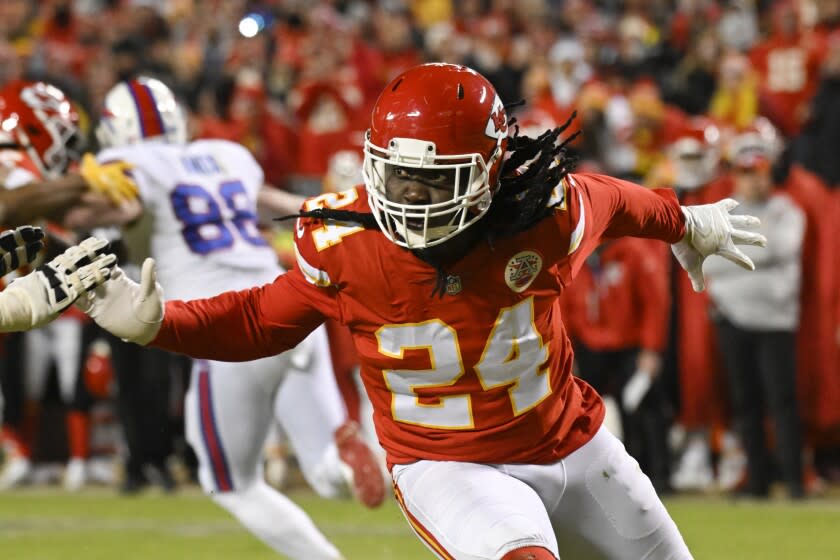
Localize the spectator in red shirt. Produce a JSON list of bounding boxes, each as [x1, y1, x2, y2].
[[749, 1, 825, 137], [286, 36, 365, 193], [370, 4, 423, 88], [195, 72, 297, 189]]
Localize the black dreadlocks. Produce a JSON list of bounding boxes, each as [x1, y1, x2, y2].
[[484, 110, 579, 241], [275, 109, 580, 297]]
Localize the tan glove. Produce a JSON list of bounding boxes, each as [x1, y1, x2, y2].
[[80, 153, 139, 206], [0, 237, 116, 332], [75, 258, 164, 345]]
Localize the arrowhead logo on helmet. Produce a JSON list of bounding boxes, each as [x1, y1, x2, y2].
[[0, 80, 82, 179], [485, 96, 507, 139]]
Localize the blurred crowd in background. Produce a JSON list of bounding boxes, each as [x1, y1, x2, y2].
[[1, 0, 839, 501]]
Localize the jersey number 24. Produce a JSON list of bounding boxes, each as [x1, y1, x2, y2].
[[377, 297, 552, 430]]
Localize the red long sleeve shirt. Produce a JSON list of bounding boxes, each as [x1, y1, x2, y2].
[[152, 173, 685, 466]]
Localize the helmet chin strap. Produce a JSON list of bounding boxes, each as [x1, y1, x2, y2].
[[393, 221, 459, 248]]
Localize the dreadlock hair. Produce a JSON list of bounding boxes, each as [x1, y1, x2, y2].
[[482, 109, 579, 242], [274, 108, 580, 297], [277, 207, 378, 229]]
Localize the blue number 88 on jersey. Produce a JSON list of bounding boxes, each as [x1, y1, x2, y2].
[[170, 180, 268, 254]]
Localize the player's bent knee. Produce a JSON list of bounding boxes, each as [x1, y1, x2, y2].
[[500, 546, 557, 560]]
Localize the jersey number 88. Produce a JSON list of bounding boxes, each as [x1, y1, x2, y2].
[[171, 180, 267, 254]]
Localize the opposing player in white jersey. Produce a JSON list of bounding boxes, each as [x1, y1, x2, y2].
[[91, 77, 384, 559]]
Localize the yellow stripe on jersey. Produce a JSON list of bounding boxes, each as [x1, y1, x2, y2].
[[294, 243, 332, 287], [393, 483, 456, 560], [547, 177, 567, 209], [567, 176, 586, 255]]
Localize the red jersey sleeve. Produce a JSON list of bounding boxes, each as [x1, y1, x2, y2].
[[151, 267, 335, 361], [835, 281, 840, 345], [558, 173, 685, 278], [151, 201, 346, 361]]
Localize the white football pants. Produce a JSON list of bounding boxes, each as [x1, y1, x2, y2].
[[23, 317, 84, 403], [392, 425, 692, 560]]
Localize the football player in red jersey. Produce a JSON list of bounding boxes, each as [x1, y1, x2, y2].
[[748, 1, 825, 137], [0, 81, 138, 226], [74, 64, 766, 560]]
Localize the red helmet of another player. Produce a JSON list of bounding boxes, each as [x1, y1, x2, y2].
[[0, 80, 82, 179], [363, 63, 508, 249], [666, 116, 721, 191], [514, 107, 557, 140], [726, 117, 781, 170]]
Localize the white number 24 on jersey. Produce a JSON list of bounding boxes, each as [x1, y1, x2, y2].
[[376, 297, 551, 429]]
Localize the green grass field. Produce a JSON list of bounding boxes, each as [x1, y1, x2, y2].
[[1, 488, 839, 559]]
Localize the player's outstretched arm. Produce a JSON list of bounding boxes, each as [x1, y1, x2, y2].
[[76, 260, 329, 361], [79, 153, 140, 206], [0, 226, 45, 277], [0, 156, 139, 227], [0, 237, 116, 332], [0, 176, 90, 226], [671, 198, 767, 292], [567, 175, 766, 292], [257, 186, 306, 224]]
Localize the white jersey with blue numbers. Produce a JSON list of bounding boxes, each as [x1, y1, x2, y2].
[[98, 139, 281, 301]]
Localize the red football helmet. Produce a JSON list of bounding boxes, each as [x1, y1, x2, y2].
[[666, 116, 721, 191], [725, 117, 781, 169], [0, 81, 82, 179], [363, 63, 508, 248]]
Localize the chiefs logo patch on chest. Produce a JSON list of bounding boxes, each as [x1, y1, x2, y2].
[[504, 250, 543, 293]]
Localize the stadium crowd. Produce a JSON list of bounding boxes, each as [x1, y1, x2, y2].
[[0, 0, 839, 504]]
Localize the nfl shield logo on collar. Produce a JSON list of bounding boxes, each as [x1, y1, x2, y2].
[[445, 275, 463, 296], [504, 251, 543, 293]]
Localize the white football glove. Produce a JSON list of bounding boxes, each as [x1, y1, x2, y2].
[[622, 370, 653, 414], [0, 226, 45, 277], [0, 237, 117, 332], [671, 198, 767, 292], [75, 257, 164, 345]]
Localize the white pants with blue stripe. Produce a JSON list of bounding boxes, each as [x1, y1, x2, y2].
[[183, 325, 348, 559], [184, 325, 348, 495]]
